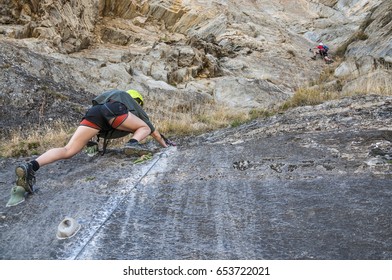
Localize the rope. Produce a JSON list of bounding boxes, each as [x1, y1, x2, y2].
[[72, 151, 167, 259]]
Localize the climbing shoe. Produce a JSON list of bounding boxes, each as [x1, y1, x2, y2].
[[15, 162, 36, 194], [124, 140, 151, 156]]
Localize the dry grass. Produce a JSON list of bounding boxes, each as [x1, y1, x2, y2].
[[0, 121, 74, 158], [343, 70, 392, 96], [0, 100, 258, 158], [148, 101, 252, 136], [281, 88, 340, 109], [281, 68, 392, 111]]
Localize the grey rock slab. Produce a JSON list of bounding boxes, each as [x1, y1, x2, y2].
[[74, 130, 392, 260], [1, 95, 391, 260]]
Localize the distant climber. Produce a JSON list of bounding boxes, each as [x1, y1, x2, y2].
[[13, 89, 175, 195], [311, 42, 333, 64]]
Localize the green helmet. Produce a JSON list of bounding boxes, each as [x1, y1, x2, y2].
[[126, 89, 144, 106]]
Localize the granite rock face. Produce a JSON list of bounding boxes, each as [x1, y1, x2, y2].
[[0, 94, 391, 260], [0, 1, 391, 260], [1, 1, 391, 136]]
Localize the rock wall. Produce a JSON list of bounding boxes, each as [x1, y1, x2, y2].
[[334, 0, 392, 93], [0, 0, 391, 136], [3, 0, 99, 53]]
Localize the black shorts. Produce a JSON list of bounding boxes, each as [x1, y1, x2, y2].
[[319, 50, 328, 57], [80, 101, 128, 132]]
